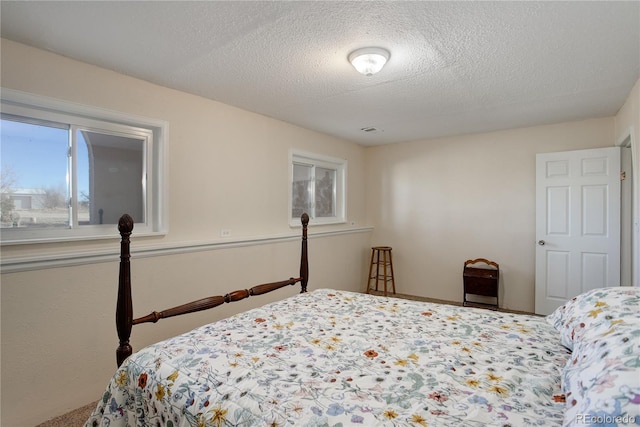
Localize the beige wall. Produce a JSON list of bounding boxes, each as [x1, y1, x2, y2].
[[0, 39, 371, 426], [2, 38, 638, 427], [614, 78, 640, 286], [616, 79, 639, 145], [365, 117, 618, 312]]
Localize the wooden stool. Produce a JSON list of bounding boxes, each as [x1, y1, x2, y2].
[[366, 246, 396, 296]]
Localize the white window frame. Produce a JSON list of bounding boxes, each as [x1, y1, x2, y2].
[[289, 149, 346, 227], [0, 88, 168, 244]]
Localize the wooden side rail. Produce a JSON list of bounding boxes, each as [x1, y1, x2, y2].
[[116, 212, 310, 367], [132, 277, 303, 325]]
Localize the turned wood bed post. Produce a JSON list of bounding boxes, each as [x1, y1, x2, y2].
[[116, 214, 134, 367], [114, 213, 309, 367], [300, 212, 309, 293]]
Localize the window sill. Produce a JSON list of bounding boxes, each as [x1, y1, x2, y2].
[[0, 228, 165, 246]]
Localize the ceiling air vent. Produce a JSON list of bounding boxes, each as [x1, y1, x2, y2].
[[361, 127, 380, 133]]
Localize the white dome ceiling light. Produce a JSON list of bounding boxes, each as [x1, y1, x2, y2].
[[348, 47, 390, 76]]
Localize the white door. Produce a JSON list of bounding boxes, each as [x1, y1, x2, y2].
[[535, 147, 621, 315]]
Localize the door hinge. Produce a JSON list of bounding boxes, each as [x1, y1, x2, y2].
[[621, 171, 626, 181]]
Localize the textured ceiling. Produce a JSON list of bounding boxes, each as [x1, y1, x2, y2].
[[1, 1, 639, 146]]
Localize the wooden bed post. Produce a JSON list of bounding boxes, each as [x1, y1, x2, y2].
[[300, 213, 309, 293], [114, 212, 310, 367], [116, 214, 134, 367]]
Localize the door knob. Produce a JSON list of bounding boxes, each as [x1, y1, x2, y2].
[[538, 240, 546, 246]]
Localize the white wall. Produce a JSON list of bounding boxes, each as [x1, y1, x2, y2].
[[0, 39, 371, 427], [365, 118, 617, 312]]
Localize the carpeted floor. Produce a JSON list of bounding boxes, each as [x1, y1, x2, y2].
[[35, 401, 97, 427], [369, 290, 534, 315]]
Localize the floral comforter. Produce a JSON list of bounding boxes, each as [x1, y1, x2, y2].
[[86, 289, 570, 426]]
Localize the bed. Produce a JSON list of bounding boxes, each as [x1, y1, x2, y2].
[[86, 214, 639, 427]]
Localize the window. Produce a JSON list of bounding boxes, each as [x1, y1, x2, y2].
[[290, 150, 346, 226], [0, 89, 167, 243]]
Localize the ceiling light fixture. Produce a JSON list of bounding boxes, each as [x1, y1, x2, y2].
[[348, 47, 390, 76]]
